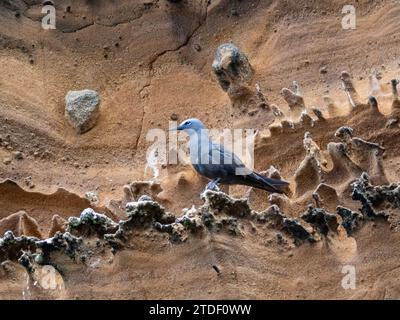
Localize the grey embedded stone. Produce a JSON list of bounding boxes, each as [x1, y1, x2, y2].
[[65, 89, 101, 134], [212, 43, 252, 92], [3, 157, 11, 165]]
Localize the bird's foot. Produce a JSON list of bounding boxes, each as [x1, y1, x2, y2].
[[204, 180, 221, 192]]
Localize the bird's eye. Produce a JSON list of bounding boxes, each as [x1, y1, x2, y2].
[[185, 121, 191, 126]]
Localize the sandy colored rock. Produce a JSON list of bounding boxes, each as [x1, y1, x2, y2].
[[1, 0, 400, 300], [0, 211, 42, 238]]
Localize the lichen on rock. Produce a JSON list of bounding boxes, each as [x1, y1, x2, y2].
[[0, 231, 38, 261], [351, 172, 390, 218], [198, 190, 254, 235], [104, 196, 174, 248], [300, 205, 339, 236], [201, 190, 252, 218], [68, 208, 118, 237], [35, 231, 84, 264], [258, 204, 284, 225], [153, 206, 203, 242], [281, 218, 316, 246], [125, 197, 169, 224], [351, 172, 400, 229], [336, 206, 364, 236]]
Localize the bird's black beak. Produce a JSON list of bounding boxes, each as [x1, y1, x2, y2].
[[169, 125, 183, 131]]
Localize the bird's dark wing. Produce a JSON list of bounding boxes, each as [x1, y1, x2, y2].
[[192, 142, 245, 179], [193, 142, 252, 180], [192, 141, 289, 194], [211, 142, 249, 173]]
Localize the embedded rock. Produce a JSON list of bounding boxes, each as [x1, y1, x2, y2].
[[65, 89, 100, 134], [212, 43, 252, 93]]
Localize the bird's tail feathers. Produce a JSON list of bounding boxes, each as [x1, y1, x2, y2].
[[253, 172, 290, 194]]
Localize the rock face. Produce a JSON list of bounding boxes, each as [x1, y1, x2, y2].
[[281, 81, 306, 119], [212, 43, 253, 93], [0, 211, 41, 238], [212, 43, 277, 128], [65, 90, 100, 134]]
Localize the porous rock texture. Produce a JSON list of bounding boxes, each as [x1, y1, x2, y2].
[[2, 0, 400, 300]]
